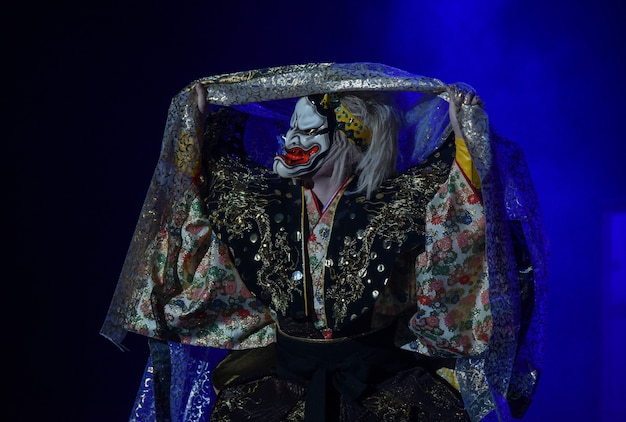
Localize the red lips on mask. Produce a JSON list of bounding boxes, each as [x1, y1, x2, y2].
[[278, 146, 320, 166]]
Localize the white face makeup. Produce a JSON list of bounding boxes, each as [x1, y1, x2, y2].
[[273, 97, 332, 178]]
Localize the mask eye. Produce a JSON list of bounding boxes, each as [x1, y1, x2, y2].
[[304, 127, 331, 136]]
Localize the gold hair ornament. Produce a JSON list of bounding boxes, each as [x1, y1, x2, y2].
[[321, 94, 372, 152]]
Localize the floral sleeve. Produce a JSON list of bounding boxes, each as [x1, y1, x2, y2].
[[402, 159, 491, 357], [128, 185, 276, 349]]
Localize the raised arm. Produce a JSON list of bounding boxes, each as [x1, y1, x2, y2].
[[447, 83, 483, 140]]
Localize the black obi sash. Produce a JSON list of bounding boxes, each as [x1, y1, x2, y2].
[[275, 326, 418, 422]]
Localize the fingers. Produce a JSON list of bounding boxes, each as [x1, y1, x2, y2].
[[463, 92, 481, 106], [462, 90, 482, 106], [449, 83, 483, 109]]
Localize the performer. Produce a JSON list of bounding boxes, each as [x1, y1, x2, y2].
[[101, 63, 547, 421]]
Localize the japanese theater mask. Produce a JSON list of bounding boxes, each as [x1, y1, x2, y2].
[[273, 96, 333, 178]]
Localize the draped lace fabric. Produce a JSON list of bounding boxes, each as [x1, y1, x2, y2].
[[130, 342, 229, 421], [101, 62, 547, 421]]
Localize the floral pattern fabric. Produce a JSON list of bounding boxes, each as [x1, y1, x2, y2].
[[403, 161, 490, 357]]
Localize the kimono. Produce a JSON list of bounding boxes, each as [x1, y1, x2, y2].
[[100, 62, 548, 421]]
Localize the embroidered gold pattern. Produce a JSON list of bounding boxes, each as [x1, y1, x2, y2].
[[208, 145, 450, 327], [208, 156, 302, 315], [325, 159, 450, 325]]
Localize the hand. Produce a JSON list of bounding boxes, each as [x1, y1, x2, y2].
[[447, 83, 482, 139], [195, 83, 207, 115]]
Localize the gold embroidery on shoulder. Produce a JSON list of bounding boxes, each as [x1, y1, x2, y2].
[[208, 156, 301, 314], [325, 160, 450, 325]]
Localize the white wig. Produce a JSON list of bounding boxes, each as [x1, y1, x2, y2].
[[327, 92, 399, 198]]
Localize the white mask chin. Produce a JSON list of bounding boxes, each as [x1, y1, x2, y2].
[[273, 97, 332, 178]]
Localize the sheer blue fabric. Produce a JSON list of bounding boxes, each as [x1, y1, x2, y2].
[[129, 344, 229, 422]]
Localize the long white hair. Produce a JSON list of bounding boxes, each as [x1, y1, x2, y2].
[[326, 92, 399, 198]]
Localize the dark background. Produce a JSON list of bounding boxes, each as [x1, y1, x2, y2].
[[8, 0, 626, 420]]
